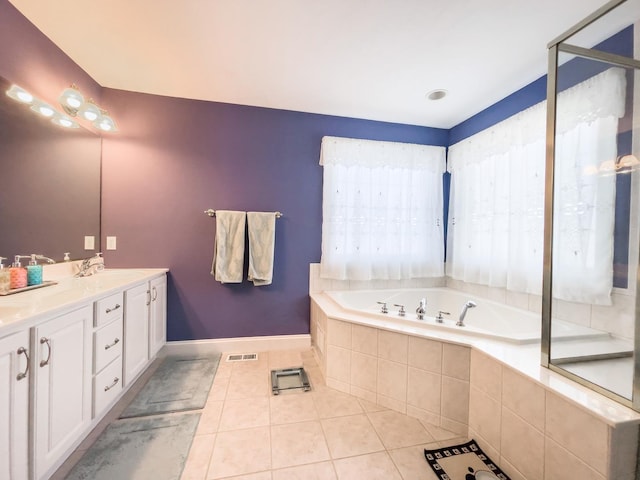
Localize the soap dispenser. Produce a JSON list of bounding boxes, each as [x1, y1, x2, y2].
[[9, 255, 28, 289], [0, 257, 10, 293], [27, 254, 43, 286]]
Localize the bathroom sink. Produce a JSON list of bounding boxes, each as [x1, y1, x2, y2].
[[73, 269, 146, 290]]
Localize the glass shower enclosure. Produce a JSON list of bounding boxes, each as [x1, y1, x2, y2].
[[542, 0, 640, 410]]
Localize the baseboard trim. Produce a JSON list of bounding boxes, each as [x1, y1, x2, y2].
[[160, 334, 311, 357]]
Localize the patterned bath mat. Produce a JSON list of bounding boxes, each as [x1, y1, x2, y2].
[[120, 355, 220, 418], [424, 439, 511, 480], [65, 412, 200, 480]]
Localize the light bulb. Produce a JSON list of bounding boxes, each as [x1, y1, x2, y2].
[[31, 101, 55, 117], [79, 101, 100, 122], [51, 113, 79, 128], [94, 113, 117, 132], [6, 84, 34, 104], [59, 85, 84, 115]]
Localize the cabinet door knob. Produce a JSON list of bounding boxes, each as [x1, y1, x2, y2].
[[105, 304, 121, 314], [104, 377, 120, 392], [105, 338, 120, 350], [146, 290, 151, 306], [16, 346, 29, 381], [152, 286, 158, 301], [39, 337, 51, 367]]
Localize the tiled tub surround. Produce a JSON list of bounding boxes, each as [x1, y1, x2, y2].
[[310, 292, 640, 480]]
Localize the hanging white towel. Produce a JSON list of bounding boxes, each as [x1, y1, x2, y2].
[[211, 210, 246, 283], [247, 211, 276, 286]]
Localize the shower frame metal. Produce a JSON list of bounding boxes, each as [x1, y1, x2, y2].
[[542, 0, 640, 410]]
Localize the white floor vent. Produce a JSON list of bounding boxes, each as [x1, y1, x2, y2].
[[226, 353, 258, 362]]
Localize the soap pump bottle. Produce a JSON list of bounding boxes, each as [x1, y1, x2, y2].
[[9, 255, 28, 289], [0, 257, 10, 293], [27, 254, 43, 286]]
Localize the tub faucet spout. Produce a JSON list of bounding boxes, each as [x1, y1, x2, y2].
[[416, 298, 427, 320], [456, 300, 476, 327]]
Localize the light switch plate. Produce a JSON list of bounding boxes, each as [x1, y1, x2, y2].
[[84, 235, 95, 250], [106, 236, 117, 250]]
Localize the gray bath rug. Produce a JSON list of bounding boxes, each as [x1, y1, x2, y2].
[[65, 412, 200, 480], [121, 355, 220, 418]]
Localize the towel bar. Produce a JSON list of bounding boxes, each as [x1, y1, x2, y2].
[[204, 209, 282, 218]]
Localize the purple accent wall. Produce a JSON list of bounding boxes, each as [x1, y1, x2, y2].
[[100, 89, 448, 340], [0, 0, 448, 342]]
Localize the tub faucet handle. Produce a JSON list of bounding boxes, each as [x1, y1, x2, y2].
[[435, 310, 450, 323], [457, 300, 477, 327], [376, 301, 388, 314], [393, 304, 406, 317]]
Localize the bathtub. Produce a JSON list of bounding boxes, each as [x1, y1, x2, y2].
[[324, 288, 608, 344]]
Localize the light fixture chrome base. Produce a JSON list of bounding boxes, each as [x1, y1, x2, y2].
[[271, 367, 311, 395]]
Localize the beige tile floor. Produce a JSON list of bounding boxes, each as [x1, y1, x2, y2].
[[52, 349, 467, 480]]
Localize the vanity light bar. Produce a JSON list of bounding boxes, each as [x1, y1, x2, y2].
[[6, 83, 117, 133], [6, 83, 80, 129]]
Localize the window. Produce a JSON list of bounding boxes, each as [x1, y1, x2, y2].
[[447, 67, 626, 305], [320, 136, 446, 281]]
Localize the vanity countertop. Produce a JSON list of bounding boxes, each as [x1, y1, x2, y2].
[[0, 268, 168, 336]]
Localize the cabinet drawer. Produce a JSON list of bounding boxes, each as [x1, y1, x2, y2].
[[93, 357, 123, 418], [95, 292, 123, 327], [94, 319, 123, 374]]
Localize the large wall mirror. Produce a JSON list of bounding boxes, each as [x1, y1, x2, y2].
[[0, 75, 101, 262]]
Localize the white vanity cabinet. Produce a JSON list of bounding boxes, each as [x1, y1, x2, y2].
[[0, 268, 168, 480], [149, 275, 167, 358], [32, 305, 93, 480], [0, 329, 30, 480], [123, 274, 167, 386], [123, 282, 150, 386]]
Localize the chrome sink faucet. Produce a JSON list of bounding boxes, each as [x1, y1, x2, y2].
[[76, 252, 104, 277], [32, 254, 56, 264]]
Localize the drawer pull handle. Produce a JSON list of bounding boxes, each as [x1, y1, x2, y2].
[[152, 286, 158, 301], [104, 377, 120, 392], [39, 337, 51, 367], [16, 347, 29, 381], [105, 304, 121, 314], [105, 338, 120, 350], [146, 290, 151, 306]]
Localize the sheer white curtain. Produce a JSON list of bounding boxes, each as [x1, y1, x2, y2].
[[447, 67, 626, 304], [320, 136, 446, 280]]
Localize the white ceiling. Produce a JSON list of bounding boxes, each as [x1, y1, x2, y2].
[[7, 0, 633, 128]]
